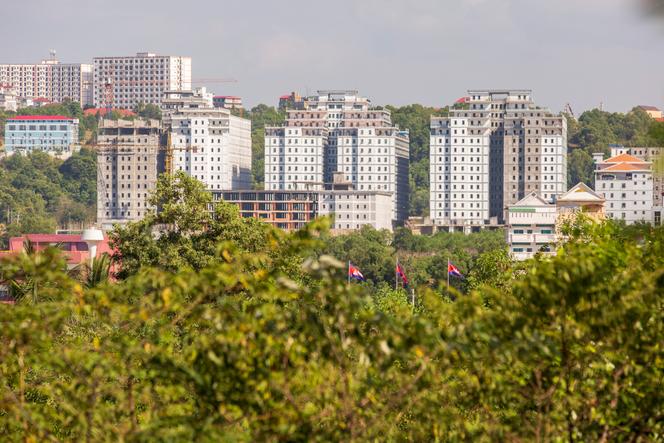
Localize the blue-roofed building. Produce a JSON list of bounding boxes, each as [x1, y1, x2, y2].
[[4, 115, 80, 159]]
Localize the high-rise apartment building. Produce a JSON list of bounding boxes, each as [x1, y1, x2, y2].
[[0, 59, 93, 106], [96, 119, 163, 230], [430, 90, 567, 230], [264, 90, 410, 223], [162, 89, 252, 190], [93, 52, 192, 109]]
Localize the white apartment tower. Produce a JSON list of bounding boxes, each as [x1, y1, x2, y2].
[[93, 52, 192, 109], [430, 90, 567, 229], [265, 90, 410, 223], [96, 119, 163, 230], [162, 89, 252, 190], [0, 58, 93, 106]]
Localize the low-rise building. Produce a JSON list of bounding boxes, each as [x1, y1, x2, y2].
[[212, 190, 318, 231], [593, 152, 653, 224], [505, 193, 557, 260], [4, 115, 80, 159], [212, 188, 394, 232], [213, 95, 242, 110], [318, 190, 393, 232], [95, 119, 163, 230], [606, 145, 663, 225], [637, 105, 662, 119], [506, 183, 605, 260], [0, 83, 18, 112]]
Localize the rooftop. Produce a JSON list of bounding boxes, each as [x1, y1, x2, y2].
[[638, 105, 661, 111], [9, 115, 74, 121], [599, 162, 650, 172], [603, 153, 648, 164]]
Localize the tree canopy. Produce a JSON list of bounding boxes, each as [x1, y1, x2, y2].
[[0, 209, 662, 441]]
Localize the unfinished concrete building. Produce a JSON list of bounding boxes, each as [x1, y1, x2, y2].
[[96, 119, 163, 230]]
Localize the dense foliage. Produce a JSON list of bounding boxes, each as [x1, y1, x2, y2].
[[0, 150, 97, 245], [566, 107, 662, 187], [1, 189, 662, 440]]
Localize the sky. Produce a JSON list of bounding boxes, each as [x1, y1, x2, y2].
[[2, 0, 663, 113]]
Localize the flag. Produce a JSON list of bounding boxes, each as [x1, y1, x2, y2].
[[348, 262, 365, 281], [396, 263, 409, 288], [448, 262, 464, 279]]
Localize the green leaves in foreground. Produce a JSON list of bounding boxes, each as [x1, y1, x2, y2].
[[0, 220, 662, 441]]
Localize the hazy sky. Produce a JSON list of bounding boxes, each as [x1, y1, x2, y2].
[[3, 0, 663, 113]]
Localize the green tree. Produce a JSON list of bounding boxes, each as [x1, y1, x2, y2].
[[133, 102, 162, 120]]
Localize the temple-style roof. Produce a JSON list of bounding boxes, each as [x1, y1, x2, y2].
[[557, 183, 605, 203]]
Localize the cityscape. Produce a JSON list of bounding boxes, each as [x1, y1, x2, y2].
[[0, 0, 663, 440]]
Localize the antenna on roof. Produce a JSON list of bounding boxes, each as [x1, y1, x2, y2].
[[49, 49, 56, 61]]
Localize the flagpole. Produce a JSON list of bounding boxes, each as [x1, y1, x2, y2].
[[447, 257, 450, 294], [395, 256, 398, 291]]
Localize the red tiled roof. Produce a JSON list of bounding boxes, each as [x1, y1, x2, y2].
[[455, 97, 469, 104], [9, 115, 73, 121], [279, 95, 291, 100], [603, 153, 646, 164], [656, 117, 664, 123], [600, 162, 649, 172], [33, 97, 51, 103]]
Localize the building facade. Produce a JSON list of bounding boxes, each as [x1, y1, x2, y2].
[[213, 190, 318, 231], [213, 96, 243, 110], [430, 90, 567, 229], [0, 59, 92, 106], [594, 152, 653, 224], [162, 89, 252, 190], [213, 189, 394, 232], [505, 193, 557, 260], [4, 115, 79, 159], [506, 183, 606, 260], [96, 119, 163, 230], [264, 90, 410, 223], [93, 52, 192, 109], [609, 145, 664, 226]]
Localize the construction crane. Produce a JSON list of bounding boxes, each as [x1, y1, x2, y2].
[[563, 103, 574, 118]]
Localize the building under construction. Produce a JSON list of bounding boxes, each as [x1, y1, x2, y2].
[[95, 118, 164, 230]]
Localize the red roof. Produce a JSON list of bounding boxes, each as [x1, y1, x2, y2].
[[656, 117, 664, 123], [33, 97, 51, 103], [600, 162, 649, 172], [279, 95, 291, 100], [604, 153, 646, 164], [10, 115, 73, 121], [214, 95, 240, 99], [455, 96, 469, 104]]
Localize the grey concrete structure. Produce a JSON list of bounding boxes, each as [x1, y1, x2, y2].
[[430, 90, 567, 229], [96, 119, 163, 230]]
